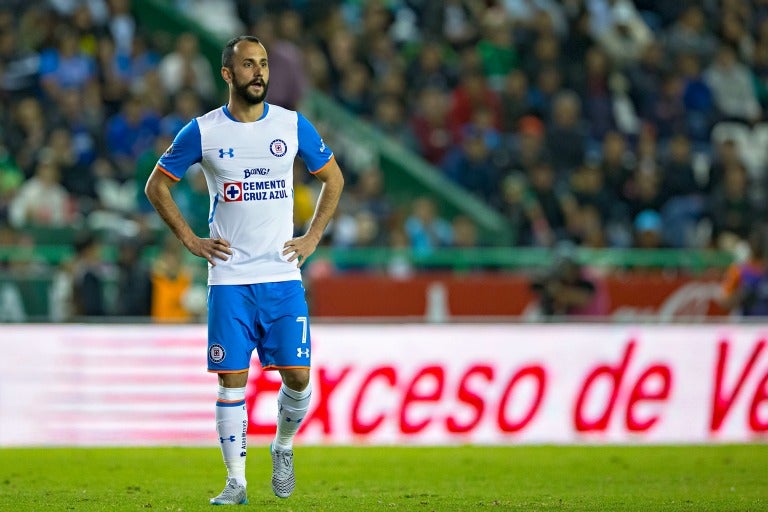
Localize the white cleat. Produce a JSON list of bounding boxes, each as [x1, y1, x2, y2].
[[270, 443, 295, 498], [210, 478, 248, 505]]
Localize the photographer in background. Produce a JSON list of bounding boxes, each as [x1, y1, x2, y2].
[[531, 245, 597, 317], [719, 223, 768, 317]]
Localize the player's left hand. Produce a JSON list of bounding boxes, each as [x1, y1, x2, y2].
[[282, 234, 320, 267]]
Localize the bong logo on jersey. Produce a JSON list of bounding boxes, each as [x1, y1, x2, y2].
[[244, 168, 270, 178], [223, 179, 289, 202]]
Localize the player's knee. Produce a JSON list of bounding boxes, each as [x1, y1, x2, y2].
[[219, 371, 249, 388], [281, 369, 310, 391]]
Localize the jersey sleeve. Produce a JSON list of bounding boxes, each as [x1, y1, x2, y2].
[[296, 112, 334, 174], [156, 118, 203, 181]]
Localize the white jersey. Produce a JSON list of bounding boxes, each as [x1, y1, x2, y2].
[[156, 103, 334, 285]]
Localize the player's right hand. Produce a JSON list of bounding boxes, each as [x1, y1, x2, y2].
[[186, 237, 233, 266]]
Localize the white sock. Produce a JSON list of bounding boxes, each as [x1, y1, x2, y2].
[[274, 383, 311, 450], [215, 385, 248, 487]]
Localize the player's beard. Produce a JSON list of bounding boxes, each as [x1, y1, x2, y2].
[[233, 74, 269, 105]]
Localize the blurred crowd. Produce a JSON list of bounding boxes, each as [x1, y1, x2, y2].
[[2, 0, 768, 317], [294, 0, 768, 254]]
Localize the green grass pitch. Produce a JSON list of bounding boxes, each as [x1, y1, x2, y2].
[[0, 445, 766, 511]]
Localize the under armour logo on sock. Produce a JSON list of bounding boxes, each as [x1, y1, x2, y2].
[[285, 417, 303, 424], [220, 435, 236, 443]]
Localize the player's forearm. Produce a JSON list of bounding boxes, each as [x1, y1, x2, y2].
[[305, 171, 344, 242], [145, 172, 198, 247]]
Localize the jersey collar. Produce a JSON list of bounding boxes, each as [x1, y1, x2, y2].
[[222, 102, 270, 122]]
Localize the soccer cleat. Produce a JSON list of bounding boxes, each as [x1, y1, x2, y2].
[[210, 478, 248, 505], [270, 443, 295, 498]]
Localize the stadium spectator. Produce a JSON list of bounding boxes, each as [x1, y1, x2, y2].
[[38, 27, 97, 105], [160, 88, 204, 138], [476, 9, 518, 89], [0, 145, 23, 225], [503, 0, 568, 38], [157, 32, 216, 103], [626, 42, 667, 122], [633, 208, 666, 249], [0, 10, 40, 99], [371, 94, 418, 151], [71, 230, 109, 316], [94, 35, 132, 113], [113, 236, 152, 317], [405, 40, 457, 94], [105, 0, 135, 57], [545, 90, 587, 177], [447, 70, 502, 141], [410, 86, 453, 165], [6, 97, 48, 174], [525, 160, 575, 247], [569, 162, 623, 229], [499, 69, 533, 133], [333, 61, 374, 117], [530, 245, 597, 317], [53, 89, 99, 168], [529, 65, 565, 122], [626, 166, 666, 221], [249, 13, 308, 110], [507, 115, 549, 176], [650, 72, 688, 141], [704, 44, 762, 123], [663, 5, 718, 61], [595, 1, 652, 69], [709, 161, 760, 245], [441, 125, 500, 205], [45, 126, 94, 205], [353, 166, 395, 232], [451, 214, 480, 248], [150, 235, 194, 323], [420, 0, 481, 51], [677, 52, 715, 142], [104, 94, 161, 176], [8, 156, 73, 228], [404, 196, 453, 256], [598, 130, 634, 199], [661, 133, 704, 199], [576, 46, 616, 140]]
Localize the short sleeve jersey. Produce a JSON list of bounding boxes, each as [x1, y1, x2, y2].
[[156, 103, 334, 285]]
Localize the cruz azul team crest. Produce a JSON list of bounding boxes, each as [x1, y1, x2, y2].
[[269, 139, 287, 157]]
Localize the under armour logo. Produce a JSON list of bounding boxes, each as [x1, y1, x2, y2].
[[297, 348, 309, 358], [219, 148, 234, 158], [285, 417, 303, 424], [220, 435, 236, 443]]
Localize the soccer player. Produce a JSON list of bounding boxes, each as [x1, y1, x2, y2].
[[144, 35, 344, 504]]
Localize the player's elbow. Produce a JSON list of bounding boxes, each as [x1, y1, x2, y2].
[[144, 171, 169, 204]]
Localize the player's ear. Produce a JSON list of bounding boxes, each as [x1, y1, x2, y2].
[[221, 66, 232, 84]]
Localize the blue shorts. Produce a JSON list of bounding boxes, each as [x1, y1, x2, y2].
[[207, 281, 311, 373]]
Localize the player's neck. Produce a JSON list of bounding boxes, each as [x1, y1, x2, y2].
[[226, 99, 265, 123]]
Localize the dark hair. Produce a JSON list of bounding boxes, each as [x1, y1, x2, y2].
[[222, 35, 262, 68]]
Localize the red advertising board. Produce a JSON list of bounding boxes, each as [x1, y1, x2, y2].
[[308, 273, 728, 319]]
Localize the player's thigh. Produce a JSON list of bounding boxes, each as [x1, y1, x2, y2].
[[207, 284, 259, 372], [260, 281, 311, 370]]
